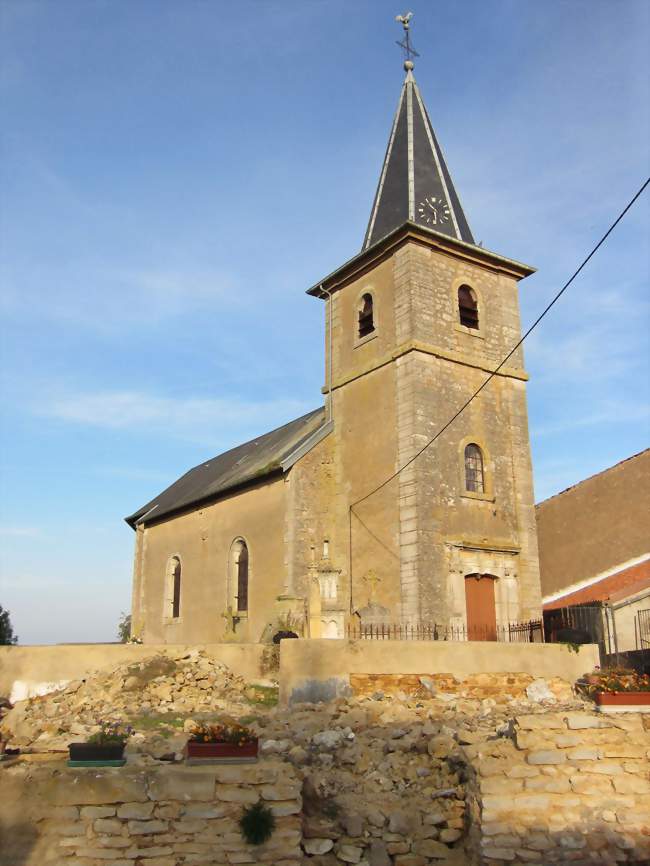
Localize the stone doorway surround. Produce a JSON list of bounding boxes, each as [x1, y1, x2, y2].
[[446, 539, 520, 632]]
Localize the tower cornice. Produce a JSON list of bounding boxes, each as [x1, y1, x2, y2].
[[306, 221, 535, 299]]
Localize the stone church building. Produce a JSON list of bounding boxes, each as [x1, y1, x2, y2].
[[126, 59, 543, 645]]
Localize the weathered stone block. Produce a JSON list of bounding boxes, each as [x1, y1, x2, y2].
[[260, 783, 302, 801], [212, 763, 279, 785], [117, 802, 154, 819], [505, 764, 539, 779], [570, 775, 614, 795], [613, 775, 650, 795], [527, 750, 565, 765], [47, 771, 148, 805], [269, 799, 301, 816], [148, 767, 218, 802], [415, 838, 451, 858], [566, 747, 600, 761], [215, 784, 258, 804], [565, 713, 609, 730], [126, 819, 168, 835], [336, 843, 363, 863], [93, 818, 124, 835], [482, 848, 516, 860], [303, 837, 334, 855], [516, 714, 565, 730], [481, 776, 523, 794], [513, 794, 550, 810], [524, 776, 570, 793], [181, 803, 228, 819]]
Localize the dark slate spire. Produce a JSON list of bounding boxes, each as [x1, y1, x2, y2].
[[363, 63, 474, 250]]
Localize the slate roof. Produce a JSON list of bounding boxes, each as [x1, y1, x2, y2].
[[125, 407, 326, 528], [363, 67, 474, 250]]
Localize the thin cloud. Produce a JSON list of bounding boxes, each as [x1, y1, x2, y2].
[[0, 526, 40, 538], [532, 401, 650, 438], [35, 389, 315, 445]]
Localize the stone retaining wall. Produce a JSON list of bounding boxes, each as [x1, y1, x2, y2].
[[0, 760, 301, 866], [349, 673, 573, 703], [279, 640, 600, 705], [465, 710, 650, 864], [0, 644, 267, 702]]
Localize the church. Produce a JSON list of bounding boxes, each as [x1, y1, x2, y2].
[[126, 48, 543, 646]]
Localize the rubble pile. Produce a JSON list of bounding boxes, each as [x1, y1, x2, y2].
[[1, 650, 259, 752]]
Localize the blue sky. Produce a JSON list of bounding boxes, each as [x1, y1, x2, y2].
[[1, 0, 648, 645]]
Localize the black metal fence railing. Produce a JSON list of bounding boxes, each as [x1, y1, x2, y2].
[[638, 609, 650, 650], [345, 620, 544, 643]]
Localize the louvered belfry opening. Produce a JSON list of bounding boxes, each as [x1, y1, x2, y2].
[[465, 443, 484, 493], [458, 285, 479, 329], [236, 543, 249, 612], [358, 293, 375, 338]]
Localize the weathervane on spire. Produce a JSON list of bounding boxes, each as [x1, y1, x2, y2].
[[395, 11, 419, 70]]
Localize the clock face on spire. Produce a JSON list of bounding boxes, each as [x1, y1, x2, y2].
[[417, 195, 451, 227]]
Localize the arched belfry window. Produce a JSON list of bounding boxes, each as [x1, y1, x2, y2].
[[358, 293, 375, 338], [232, 540, 249, 613], [464, 444, 484, 493], [458, 285, 479, 329], [166, 556, 181, 619]]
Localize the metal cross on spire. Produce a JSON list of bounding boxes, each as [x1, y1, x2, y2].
[[395, 11, 419, 69]]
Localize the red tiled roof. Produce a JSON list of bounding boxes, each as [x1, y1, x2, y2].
[[543, 559, 650, 610]]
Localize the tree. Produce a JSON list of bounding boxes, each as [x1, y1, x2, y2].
[[117, 612, 132, 643], [0, 606, 18, 645]]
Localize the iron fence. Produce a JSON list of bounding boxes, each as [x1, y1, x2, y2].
[[638, 609, 650, 650], [345, 619, 543, 643]]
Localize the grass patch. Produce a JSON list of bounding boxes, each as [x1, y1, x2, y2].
[[129, 714, 185, 731], [238, 714, 261, 727], [245, 685, 279, 708]]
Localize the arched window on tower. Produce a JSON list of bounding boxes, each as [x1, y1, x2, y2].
[[234, 540, 249, 613], [358, 293, 375, 338], [166, 556, 181, 619], [464, 443, 485, 493], [458, 285, 479, 329]]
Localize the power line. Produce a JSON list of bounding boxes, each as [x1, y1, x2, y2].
[[350, 176, 650, 514]]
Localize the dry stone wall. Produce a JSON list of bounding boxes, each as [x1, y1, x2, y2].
[[466, 710, 650, 865], [1, 760, 302, 866]]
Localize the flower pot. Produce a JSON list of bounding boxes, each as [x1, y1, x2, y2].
[[594, 692, 650, 713], [67, 742, 126, 766], [185, 738, 258, 764]]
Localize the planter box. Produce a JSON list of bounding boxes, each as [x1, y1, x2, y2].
[[68, 742, 126, 767], [594, 692, 650, 713], [185, 739, 258, 764]]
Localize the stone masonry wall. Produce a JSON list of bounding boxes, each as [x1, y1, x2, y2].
[[0, 760, 302, 866], [466, 710, 650, 865]]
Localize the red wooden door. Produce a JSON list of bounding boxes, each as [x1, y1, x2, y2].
[[465, 574, 497, 641]]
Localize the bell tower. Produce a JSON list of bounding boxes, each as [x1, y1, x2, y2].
[[304, 24, 542, 631]]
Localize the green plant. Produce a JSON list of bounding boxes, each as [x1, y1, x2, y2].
[[239, 800, 276, 846], [117, 612, 131, 643], [245, 685, 279, 708], [188, 722, 257, 745], [0, 605, 18, 645], [563, 642, 581, 654], [321, 797, 341, 819], [87, 720, 133, 746], [576, 667, 650, 697]]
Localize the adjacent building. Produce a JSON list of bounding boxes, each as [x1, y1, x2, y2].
[[538, 449, 650, 653]]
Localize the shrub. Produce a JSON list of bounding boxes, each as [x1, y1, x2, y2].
[[239, 800, 276, 845]]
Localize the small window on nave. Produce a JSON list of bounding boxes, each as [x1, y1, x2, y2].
[[166, 556, 181, 619], [458, 285, 479, 329], [233, 540, 249, 613], [358, 293, 375, 338], [464, 443, 485, 494]]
